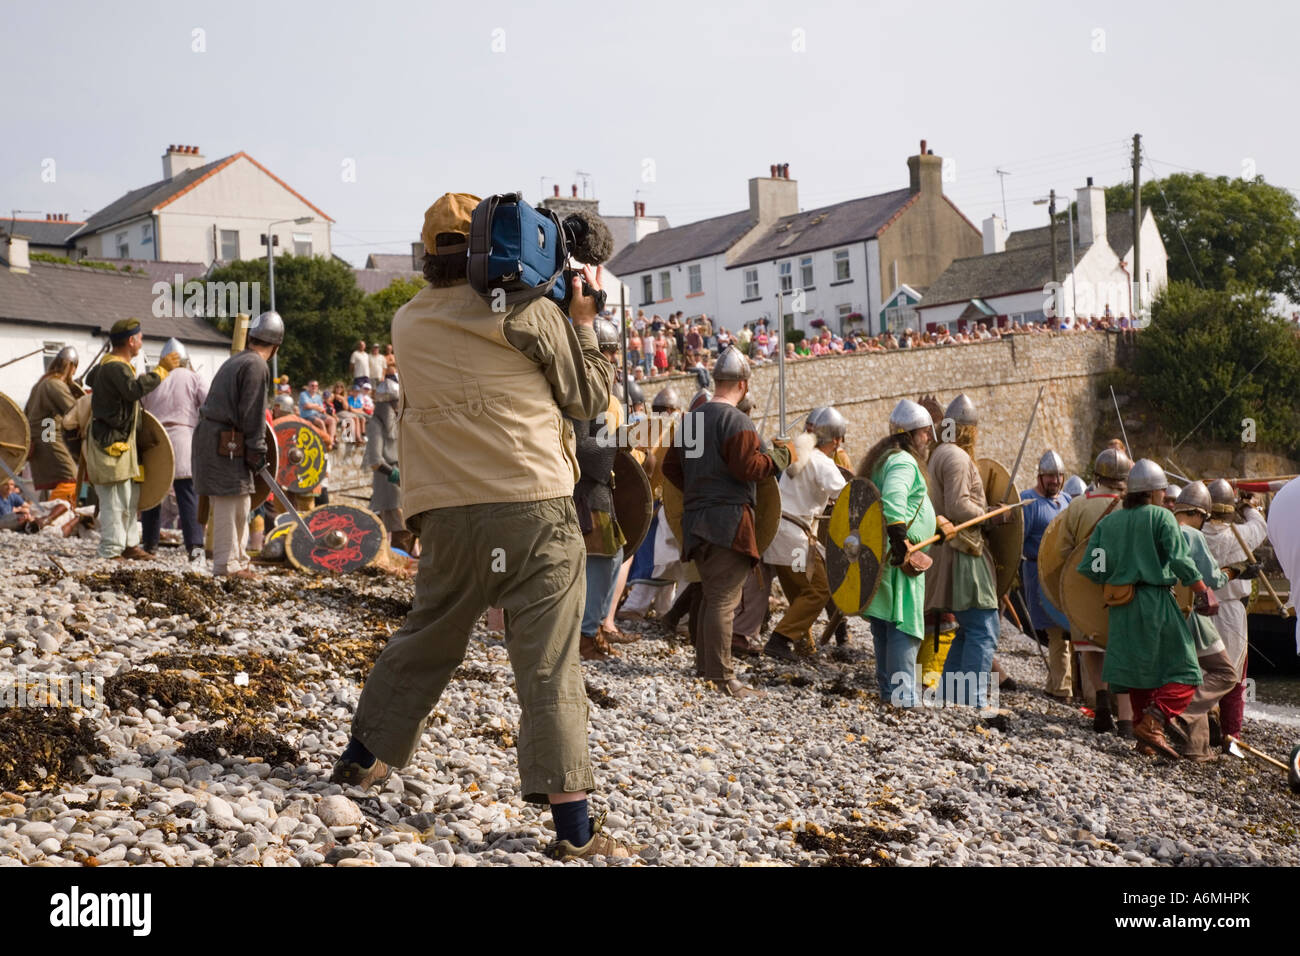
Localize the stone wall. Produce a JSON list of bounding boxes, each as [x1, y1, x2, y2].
[[660, 333, 1122, 480]]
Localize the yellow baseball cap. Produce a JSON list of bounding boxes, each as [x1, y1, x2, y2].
[[421, 192, 481, 255]]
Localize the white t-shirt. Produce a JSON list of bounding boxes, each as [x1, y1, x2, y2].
[[763, 447, 848, 567], [350, 350, 369, 379]]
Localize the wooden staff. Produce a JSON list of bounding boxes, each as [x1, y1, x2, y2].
[[1225, 736, 1289, 771], [1229, 475, 1296, 486], [1227, 521, 1293, 618], [907, 500, 1030, 554]]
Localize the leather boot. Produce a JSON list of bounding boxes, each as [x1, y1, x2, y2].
[[1133, 710, 1180, 760], [1116, 719, 1134, 739], [1093, 690, 1115, 734]]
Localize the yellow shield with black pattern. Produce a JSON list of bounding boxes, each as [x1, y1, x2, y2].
[[826, 478, 886, 614]]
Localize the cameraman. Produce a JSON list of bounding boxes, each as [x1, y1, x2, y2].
[[335, 192, 645, 860]]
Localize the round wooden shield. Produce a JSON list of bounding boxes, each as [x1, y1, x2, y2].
[[254, 419, 278, 505], [136, 410, 175, 512], [274, 416, 328, 493], [287, 503, 384, 574], [1037, 512, 1070, 614], [0, 391, 31, 476], [612, 447, 653, 557], [825, 477, 886, 614], [756, 474, 782, 554], [258, 523, 293, 562], [977, 457, 1025, 599], [662, 478, 685, 547], [1061, 539, 1109, 648]]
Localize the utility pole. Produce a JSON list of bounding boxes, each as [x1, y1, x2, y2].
[[995, 169, 1012, 226], [1132, 133, 1143, 320], [1048, 189, 1058, 284]]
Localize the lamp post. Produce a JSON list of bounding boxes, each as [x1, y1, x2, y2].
[[265, 216, 314, 380], [1034, 192, 1074, 326]]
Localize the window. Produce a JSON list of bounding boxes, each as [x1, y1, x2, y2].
[[837, 304, 853, 320], [688, 264, 702, 295], [641, 275, 654, 305], [141, 222, 153, 246], [778, 261, 793, 293], [833, 248, 850, 281], [42, 342, 64, 370], [116, 232, 129, 258], [744, 269, 759, 299], [659, 270, 671, 299], [800, 256, 814, 288], [220, 230, 239, 261], [292, 232, 312, 257]]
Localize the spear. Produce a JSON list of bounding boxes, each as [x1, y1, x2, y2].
[[1004, 385, 1044, 503]]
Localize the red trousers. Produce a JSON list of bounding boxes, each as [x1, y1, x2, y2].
[[1219, 654, 1248, 738], [1128, 682, 1197, 722]]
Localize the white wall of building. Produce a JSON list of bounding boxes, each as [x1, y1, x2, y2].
[[0, 324, 229, 409]]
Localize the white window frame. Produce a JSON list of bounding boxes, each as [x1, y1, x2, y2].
[[141, 222, 153, 244], [659, 270, 672, 299], [688, 263, 702, 295], [116, 232, 129, 258], [833, 248, 850, 281], [800, 256, 814, 288], [744, 269, 759, 299], [292, 232, 312, 257], [641, 275, 654, 305], [778, 261, 793, 293], [220, 229, 239, 261]]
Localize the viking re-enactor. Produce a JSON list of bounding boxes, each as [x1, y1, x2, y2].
[[334, 192, 643, 860]]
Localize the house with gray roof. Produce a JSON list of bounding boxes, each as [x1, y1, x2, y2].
[[65, 145, 333, 267], [607, 143, 983, 337], [915, 180, 1168, 331]]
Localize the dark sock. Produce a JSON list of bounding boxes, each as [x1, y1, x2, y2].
[[551, 799, 591, 846], [340, 736, 375, 768]]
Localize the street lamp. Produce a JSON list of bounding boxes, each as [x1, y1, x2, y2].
[[1033, 191, 1074, 326], [265, 216, 314, 380]]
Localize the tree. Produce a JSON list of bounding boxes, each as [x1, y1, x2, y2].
[[204, 255, 367, 384], [1104, 173, 1300, 300], [1134, 280, 1300, 450], [362, 275, 425, 342]]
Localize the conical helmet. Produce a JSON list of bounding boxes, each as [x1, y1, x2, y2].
[[1063, 475, 1086, 497], [625, 379, 645, 407], [1037, 450, 1065, 475], [160, 337, 188, 364], [55, 345, 79, 367], [1127, 458, 1168, 494], [1207, 478, 1236, 516], [808, 405, 847, 442], [944, 393, 977, 426], [1172, 481, 1212, 516], [689, 388, 712, 410], [652, 387, 681, 413], [594, 319, 619, 350], [248, 310, 284, 345], [713, 345, 751, 381], [889, 399, 933, 435], [1094, 447, 1134, 480]]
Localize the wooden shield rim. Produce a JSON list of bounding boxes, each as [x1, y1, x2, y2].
[[1061, 539, 1109, 647], [274, 415, 327, 493], [612, 447, 653, 557], [825, 477, 886, 614], [0, 390, 31, 475], [136, 410, 175, 512], [1037, 513, 1070, 613], [755, 474, 782, 554], [978, 457, 1024, 599], [286, 503, 385, 574], [662, 478, 685, 546]]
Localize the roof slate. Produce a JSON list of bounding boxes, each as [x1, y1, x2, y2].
[[1, 218, 85, 247], [1004, 210, 1139, 259], [606, 210, 755, 276], [918, 241, 1089, 309], [727, 188, 915, 269], [0, 259, 228, 344], [72, 155, 236, 237]]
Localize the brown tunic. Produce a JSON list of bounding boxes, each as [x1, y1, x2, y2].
[[23, 376, 78, 487]]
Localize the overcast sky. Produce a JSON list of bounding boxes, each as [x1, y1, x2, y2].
[[5, 0, 1298, 267]]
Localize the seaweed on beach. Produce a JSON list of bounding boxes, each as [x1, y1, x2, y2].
[[795, 821, 915, 867], [79, 568, 247, 622], [585, 681, 620, 709], [103, 651, 300, 723], [180, 725, 298, 765], [0, 708, 107, 792]]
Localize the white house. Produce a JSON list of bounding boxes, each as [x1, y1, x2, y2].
[[0, 235, 231, 402], [607, 144, 984, 338], [67, 145, 333, 267], [916, 181, 1169, 330]]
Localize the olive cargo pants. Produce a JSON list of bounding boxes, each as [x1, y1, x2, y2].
[[350, 497, 595, 803]]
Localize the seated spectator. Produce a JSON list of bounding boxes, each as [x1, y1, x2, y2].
[[298, 380, 337, 447], [0, 479, 67, 533], [794, 340, 811, 358], [343, 386, 368, 441], [786, 342, 800, 361], [359, 383, 376, 417]]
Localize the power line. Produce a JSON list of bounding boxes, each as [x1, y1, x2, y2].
[[1144, 158, 1205, 289]]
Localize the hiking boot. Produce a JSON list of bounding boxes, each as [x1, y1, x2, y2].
[[794, 633, 819, 658], [330, 755, 393, 790], [731, 634, 753, 657], [1093, 690, 1115, 734], [580, 633, 618, 661], [120, 545, 151, 560], [764, 633, 797, 661], [1133, 711, 1181, 760], [545, 812, 650, 861]]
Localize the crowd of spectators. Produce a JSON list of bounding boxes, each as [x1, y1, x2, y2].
[[611, 307, 1140, 382]]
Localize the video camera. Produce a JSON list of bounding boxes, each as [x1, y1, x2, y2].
[[467, 193, 613, 314]]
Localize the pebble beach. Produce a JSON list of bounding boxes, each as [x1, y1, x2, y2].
[[2, 533, 1297, 868]]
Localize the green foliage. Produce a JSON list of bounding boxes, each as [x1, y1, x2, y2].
[[30, 252, 142, 274], [201, 257, 425, 385], [1104, 173, 1300, 299], [1134, 281, 1300, 450]]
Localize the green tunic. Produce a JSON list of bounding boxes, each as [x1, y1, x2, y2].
[[1180, 524, 1228, 653], [84, 355, 165, 486], [864, 450, 936, 639], [1079, 504, 1203, 690]]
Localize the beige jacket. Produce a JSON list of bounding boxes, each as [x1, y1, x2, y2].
[[393, 282, 611, 515], [925, 440, 995, 610]]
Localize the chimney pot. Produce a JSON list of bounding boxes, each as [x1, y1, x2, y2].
[[572, 184, 578, 197], [1087, 176, 1094, 186], [784, 163, 791, 178], [554, 185, 560, 197], [770, 165, 777, 178], [920, 139, 927, 155]]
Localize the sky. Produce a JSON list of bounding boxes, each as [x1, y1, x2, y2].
[[5, 0, 1299, 267]]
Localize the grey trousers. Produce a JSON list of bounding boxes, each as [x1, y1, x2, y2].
[[694, 542, 754, 681], [350, 497, 594, 803]]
